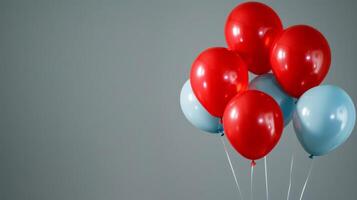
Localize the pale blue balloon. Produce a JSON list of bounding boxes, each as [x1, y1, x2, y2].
[[180, 80, 223, 134], [249, 73, 296, 126], [293, 85, 356, 156]]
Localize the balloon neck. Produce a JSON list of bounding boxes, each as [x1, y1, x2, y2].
[[309, 154, 314, 159], [251, 160, 256, 167], [219, 118, 223, 124]]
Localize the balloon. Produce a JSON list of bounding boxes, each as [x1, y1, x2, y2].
[[225, 2, 283, 75], [249, 73, 296, 126], [190, 47, 248, 118], [180, 80, 223, 134], [223, 90, 284, 161], [270, 25, 331, 98], [293, 85, 356, 157]]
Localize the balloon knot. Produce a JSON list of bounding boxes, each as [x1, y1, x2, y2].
[[251, 160, 256, 167], [309, 154, 314, 159], [219, 118, 223, 124]]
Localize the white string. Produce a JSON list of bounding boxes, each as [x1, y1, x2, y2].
[[220, 137, 243, 200], [264, 157, 269, 200], [299, 159, 314, 200], [250, 164, 254, 200], [287, 154, 294, 200]]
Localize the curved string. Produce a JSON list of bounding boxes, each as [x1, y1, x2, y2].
[[299, 158, 314, 200], [220, 137, 243, 200], [264, 157, 269, 200], [287, 154, 294, 200]]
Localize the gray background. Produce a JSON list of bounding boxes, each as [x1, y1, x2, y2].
[[0, 0, 356, 199]]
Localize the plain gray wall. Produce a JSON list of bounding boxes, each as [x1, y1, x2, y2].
[[0, 0, 356, 199]]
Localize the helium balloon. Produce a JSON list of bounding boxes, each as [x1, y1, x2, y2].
[[190, 47, 248, 118], [223, 90, 284, 161], [293, 85, 356, 157], [249, 73, 295, 126], [180, 80, 223, 134], [271, 25, 331, 98], [225, 2, 283, 75]]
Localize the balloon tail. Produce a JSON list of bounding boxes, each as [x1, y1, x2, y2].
[[250, 164, 254, 200], [264, 157, 269, 200], [251, 160, 256, 167], [220, 137, 243, 200], [287, 153, 294, 200], [299, 158, 314, 200]]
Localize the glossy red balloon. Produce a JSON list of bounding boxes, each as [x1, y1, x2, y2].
[[190, 47, 248, 118], [271, 25, 331, 97], [223, 90, 283, 161], [225, 2, 283, 75]]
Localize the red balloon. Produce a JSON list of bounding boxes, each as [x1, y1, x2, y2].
[[225, 2, 283, 75], [190, 47, 248, 118], [270, 25, 331, 98], [223, 90, 283, 161]]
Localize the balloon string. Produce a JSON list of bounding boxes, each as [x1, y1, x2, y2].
[[250, 164, 254, 200], [264, 157, 269, 200], [220, 137, 243, 200], [299, 158, 314, 200], [287, 153, 294, 200]]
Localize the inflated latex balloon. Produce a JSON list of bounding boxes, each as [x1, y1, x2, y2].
[[225, 2, 283, 75], [293, 85, 356, 157], [249, 73, 295, 126], [223, 90, 283, 161], [190, 47, 248, 117], [271, 25, 331, 98], [180, 80, 223, 133]]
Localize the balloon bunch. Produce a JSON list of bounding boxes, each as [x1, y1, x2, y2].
[[181, 2, 356, 164]]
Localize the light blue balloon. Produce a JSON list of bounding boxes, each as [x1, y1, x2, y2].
[[180, 80, 223, 134], [249, 73, 296, 126], [293, 85, 356, 156]]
